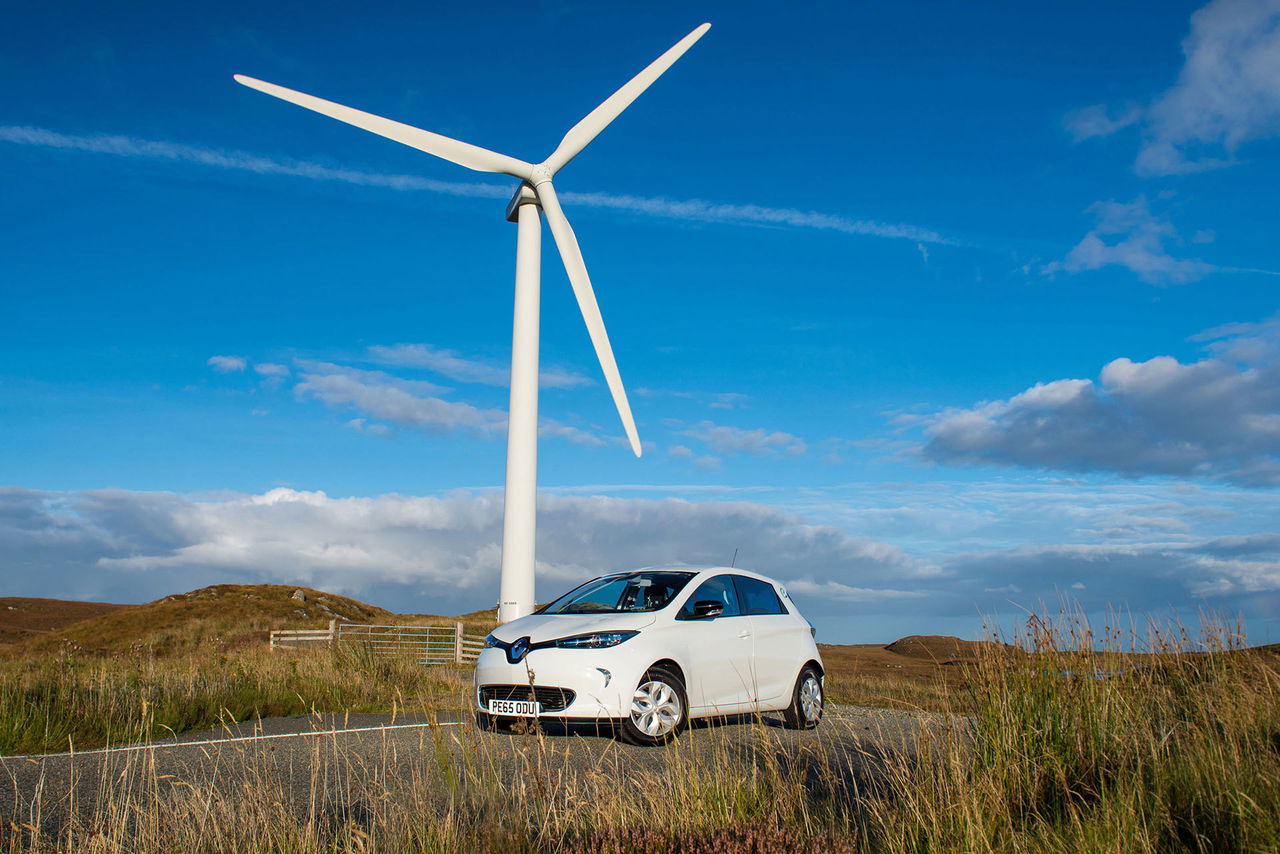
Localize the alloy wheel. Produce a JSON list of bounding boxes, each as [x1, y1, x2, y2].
[[630, 679, 683, 736], [799, 673, 823, 723]]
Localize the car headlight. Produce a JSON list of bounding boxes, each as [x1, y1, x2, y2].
[[553, 630, 638, 649]]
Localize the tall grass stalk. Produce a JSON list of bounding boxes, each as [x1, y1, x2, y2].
[[0, 645, 469, 755], [866, 607, 1280, 853]]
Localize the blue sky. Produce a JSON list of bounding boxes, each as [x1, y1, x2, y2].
[[2, 0, 1279, 643]]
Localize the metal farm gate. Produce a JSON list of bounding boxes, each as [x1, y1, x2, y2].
[[269, 620, 486, 664], [338, 623, 485, 664]]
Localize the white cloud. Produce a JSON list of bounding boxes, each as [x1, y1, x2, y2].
[[1066, 0, 1280, 175], [708, 393, 749, 410], [0, 486, 932, 617], [1137, 0, 1280, 175], [253, 363, 291, 377], [947, 537, 1280, 607], [537, 419, 607, 447], [683, 421, 808, 458], [346, 418, 391, 438], [294, 361, 505, 438], [784, 579, 926, 602], [1042, 197, 1216, 285], [0, 125, 510, 199], [668, 445, 694, 459], [558, 189, 955, 246], [207, 355, 247, 373], [287, 359, 611, 446], [920, 317, 1280, 486], [0, 125, 952, 246], [2, 482, 1276, 630], [368, 343, 588, 389], [1064, 103, 1144, 142]]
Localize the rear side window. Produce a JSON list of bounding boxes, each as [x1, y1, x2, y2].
[[678, 575, 742, 618], [733, 576, 786, 615]]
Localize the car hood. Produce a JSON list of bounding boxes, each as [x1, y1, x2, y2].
[[492, 611, 658, 644]]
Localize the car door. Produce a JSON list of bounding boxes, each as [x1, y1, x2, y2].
[[733, 575, 799, 707], [676, 574, 755, 713]]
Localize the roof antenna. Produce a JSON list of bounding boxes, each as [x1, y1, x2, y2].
[[730, 547, 739, 568]]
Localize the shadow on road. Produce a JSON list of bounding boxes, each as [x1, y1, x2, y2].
[[477, 709, 793, 741]]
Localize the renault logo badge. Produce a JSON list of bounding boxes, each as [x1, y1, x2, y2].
[[507, 636, 531, 664]]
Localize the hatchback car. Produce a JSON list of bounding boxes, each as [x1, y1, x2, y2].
[[474, 565, 824, 745]]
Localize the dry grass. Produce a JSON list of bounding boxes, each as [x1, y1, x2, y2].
[[817, 636, 1015, 714], [3, 605, 1278, 853], [0, 599, 128, 647], [0, 645, 472, 756], [864, 610, 1280, 853], [3, 586, 499, 659]]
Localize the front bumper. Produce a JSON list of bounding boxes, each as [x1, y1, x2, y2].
[[473, 646, 646, 719]]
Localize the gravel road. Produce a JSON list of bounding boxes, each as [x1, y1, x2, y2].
[[1, 706, 953, 841]]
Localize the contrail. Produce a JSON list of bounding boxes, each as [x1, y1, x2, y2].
[[0, 124, 953, 245]]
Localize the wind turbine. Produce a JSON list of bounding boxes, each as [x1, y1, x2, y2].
[[234, 23, 711, 623]]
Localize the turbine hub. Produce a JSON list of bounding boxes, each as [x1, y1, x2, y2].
[[529, 164, 554, 186]]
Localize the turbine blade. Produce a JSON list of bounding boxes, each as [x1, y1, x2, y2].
[[534, 181, 642, 457], [233, 75, 534, 180], [543, 23, 710, 174]]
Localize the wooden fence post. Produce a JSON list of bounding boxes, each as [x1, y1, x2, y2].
[[328, 619, 337, 646], [455, 622, 464, 664]]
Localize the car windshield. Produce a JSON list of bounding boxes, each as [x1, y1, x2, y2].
[[541, 571, 695, 614]]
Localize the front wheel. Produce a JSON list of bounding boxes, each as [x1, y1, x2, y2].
[[781, 666, 823, 730], [619, 666, 688, 746]]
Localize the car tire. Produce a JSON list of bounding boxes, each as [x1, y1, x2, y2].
[[619, 666, 688, 746], [781, 666, 823, 730]]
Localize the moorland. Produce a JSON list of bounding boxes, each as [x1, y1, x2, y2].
[[1, 585, 1277, 853]]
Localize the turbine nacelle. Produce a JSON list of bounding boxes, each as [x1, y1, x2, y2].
[[505, 183, 539, 223]]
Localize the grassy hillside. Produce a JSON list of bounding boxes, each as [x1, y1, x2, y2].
[[5, 585, 499, 659], [883, 633, 1012, 662], [0, 585, 497, 754], [0, 597, 128, 646]]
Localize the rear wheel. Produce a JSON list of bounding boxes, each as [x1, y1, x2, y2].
[[619, 666, 687, 746], [782, 666, 823, 730]]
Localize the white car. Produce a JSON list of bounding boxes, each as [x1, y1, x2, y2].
[[474, 565, 824, 745]]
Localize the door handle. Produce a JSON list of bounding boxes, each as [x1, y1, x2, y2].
[[738, 630, 751, 639]]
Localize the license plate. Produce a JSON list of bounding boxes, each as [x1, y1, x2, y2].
[[488, 699, 541, 717]]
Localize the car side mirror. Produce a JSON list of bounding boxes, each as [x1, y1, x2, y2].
[[692, 600, 724, 619]]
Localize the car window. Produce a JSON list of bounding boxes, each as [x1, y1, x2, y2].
[[679, 574, 742, 618], [542, 571, 694, 614], [733, 576, 787, 615]]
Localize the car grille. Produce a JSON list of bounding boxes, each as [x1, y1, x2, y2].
[[479, 684, 576, 712]]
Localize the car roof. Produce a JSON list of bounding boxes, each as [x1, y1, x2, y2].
[[605, 565, 781, 585]]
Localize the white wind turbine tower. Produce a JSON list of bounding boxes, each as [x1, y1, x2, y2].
[[235, 24, 711, 623]]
